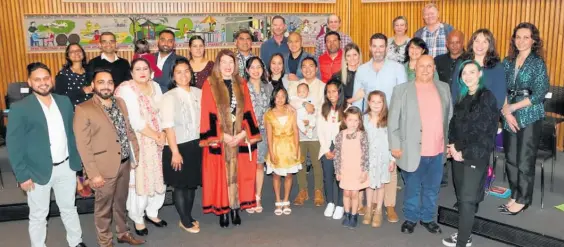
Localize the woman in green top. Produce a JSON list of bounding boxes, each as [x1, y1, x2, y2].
[[500, 22, 549, 215], [403, 37, 439, 82]]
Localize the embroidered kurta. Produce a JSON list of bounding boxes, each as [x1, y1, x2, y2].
[[199, 77, 262, 215], [115, 80, 165, 196]]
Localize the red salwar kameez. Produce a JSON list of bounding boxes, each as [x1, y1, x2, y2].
[[199, 77, 261, 215]]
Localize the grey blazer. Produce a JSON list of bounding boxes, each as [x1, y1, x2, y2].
[[387, 80, 453, 172]]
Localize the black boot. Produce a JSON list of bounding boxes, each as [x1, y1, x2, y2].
[[341, 212, 351, 227], [231, 209, 242, 226], [349, 214, 359, 229], [219, 213, 229, 228]]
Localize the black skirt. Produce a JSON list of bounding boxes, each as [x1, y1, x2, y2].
[[162, 139, 202, 189]]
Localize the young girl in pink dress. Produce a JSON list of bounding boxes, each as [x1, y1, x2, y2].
[[333, 106, 369, 229]]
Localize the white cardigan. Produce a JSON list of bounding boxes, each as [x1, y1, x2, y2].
[[316, 109, 341, 160]]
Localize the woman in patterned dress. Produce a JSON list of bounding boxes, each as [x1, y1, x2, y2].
[[115, 58, 167, 236], [245, 57, 273, 214]]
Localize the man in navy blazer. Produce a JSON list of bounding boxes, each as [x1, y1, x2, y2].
[[153, 30, 186, 93], [7, 62, 86, 247]]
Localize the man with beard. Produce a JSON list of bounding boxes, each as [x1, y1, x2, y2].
[[7, 62, 87, 247], [74, 69, 145, 246], [87, 32, 132, 87], [318, 31, 342, 83], [352, 33, 407, 111], [153, 30, 185, 93]]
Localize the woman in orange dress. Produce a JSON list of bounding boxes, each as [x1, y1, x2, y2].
[[199, 49, 262, 228]]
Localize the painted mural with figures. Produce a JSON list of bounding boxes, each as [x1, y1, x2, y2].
[[24, 14, 329, 53]]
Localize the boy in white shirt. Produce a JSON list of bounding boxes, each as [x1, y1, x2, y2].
[[296, 83, 316, 138]]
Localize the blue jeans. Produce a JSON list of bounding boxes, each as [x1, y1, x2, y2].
[[402, 153, 444, 223]]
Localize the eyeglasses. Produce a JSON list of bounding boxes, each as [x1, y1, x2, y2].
[[69, 50, 82, 54]]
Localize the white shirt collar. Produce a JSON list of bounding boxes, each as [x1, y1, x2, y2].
[[158, 52, 172, 62], [101, 53, 119, 63]]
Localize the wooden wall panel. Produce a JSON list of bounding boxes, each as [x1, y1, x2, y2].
[[2, 0, 564, 148], [351, 0, 564, 149]]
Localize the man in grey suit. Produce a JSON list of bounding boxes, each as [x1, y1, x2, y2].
[[154, 30, 186, 93], [388, 55, 452, 235]]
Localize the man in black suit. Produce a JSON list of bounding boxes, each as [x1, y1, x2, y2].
[[154, 30, 186, 93]]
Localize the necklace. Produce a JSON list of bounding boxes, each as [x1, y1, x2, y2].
[[345, 130, 358, 139]]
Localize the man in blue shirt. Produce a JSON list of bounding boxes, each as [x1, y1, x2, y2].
[[352, 33, 407, 111], [260, 15, 290, 69]]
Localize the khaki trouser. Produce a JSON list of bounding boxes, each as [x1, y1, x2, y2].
[[297, 141, 323, 191], [384, 167, 397, 207]]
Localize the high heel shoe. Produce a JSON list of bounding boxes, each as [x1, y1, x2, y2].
[[230, 209, 242, 226], [144, 215, 168, 227], [219, 213, 230, 228], [134, 227, 148, 236], [500, 204, 529, 215]]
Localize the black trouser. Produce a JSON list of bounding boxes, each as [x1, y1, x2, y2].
[[453, 158, 489, 247], [173, 187, 196, 227], [442, 158, 453, 184], [503, 120, 542, 205], [321, 155, 343, 206]]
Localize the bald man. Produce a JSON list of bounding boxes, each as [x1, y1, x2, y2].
[[414, 4, 455, 57], [314, 14, 352, 58], [388, 55, 452, 235], [284, 32, 319, 81], [434, 29, 464, 187]]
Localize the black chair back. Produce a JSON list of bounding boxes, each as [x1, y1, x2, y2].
[[544, 86, 564, 116], [6, 82, 31, 108]]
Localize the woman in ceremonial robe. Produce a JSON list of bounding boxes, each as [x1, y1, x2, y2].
[[199, 49, 262, 228]]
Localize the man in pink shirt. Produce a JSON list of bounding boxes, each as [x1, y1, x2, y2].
[[388, 55, 452, 235]]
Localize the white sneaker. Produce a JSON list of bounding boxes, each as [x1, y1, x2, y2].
[[324, 203, 335, 217], [332, 206, 344, 219]]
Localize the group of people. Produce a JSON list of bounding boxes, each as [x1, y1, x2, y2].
[[6, 3, 550, 247]]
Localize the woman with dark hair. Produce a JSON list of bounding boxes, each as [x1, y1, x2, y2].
[[199, 49, 261, 227], [264, 86, 301, 215], [244, 56, 273, 214], [115, 58, 167, 236], [317, 80, 347, 219], [331, 43, 362, 102], [450, 29, 507, 110], [159, 57, 202, 233], [55, 43, 92, 106], [442, 60, 499, 247], [268, 53, 289, 90], [189, 35, 214, 89], [404, 37, 438, 82], [499, 22, 549, 215]]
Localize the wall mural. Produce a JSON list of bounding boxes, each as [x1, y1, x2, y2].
[[24, 14, 329, 53]]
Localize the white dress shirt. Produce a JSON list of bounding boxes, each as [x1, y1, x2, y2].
[[157, 52, 172, 71], [38, 95, 69, 163]]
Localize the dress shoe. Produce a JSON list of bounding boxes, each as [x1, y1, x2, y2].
[[75, 243, 87, 247], [219, 213, 230, 228], [500, 204, 529, 215], [179, 221, 200, 233], [144, 215, 167, 227], [420, 221, 442, 234], [230, 209, 242, 226], [117, 233, 146, 245], [401, 220, 416, 234], [134, 227, 148, 236]]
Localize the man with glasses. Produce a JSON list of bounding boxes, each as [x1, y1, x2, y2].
[[87, 32, 132, 87]]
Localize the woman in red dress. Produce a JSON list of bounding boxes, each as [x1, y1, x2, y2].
[[199, 49, 261, 228]]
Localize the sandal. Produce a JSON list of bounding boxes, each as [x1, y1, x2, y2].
[[282, 201, 292, 215], [246, 207, 256, 214], [255, 195, 263, 213], [274, 202, 283, 216]]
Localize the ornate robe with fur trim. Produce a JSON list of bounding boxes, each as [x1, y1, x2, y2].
[[200, 77, 262, 215]]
